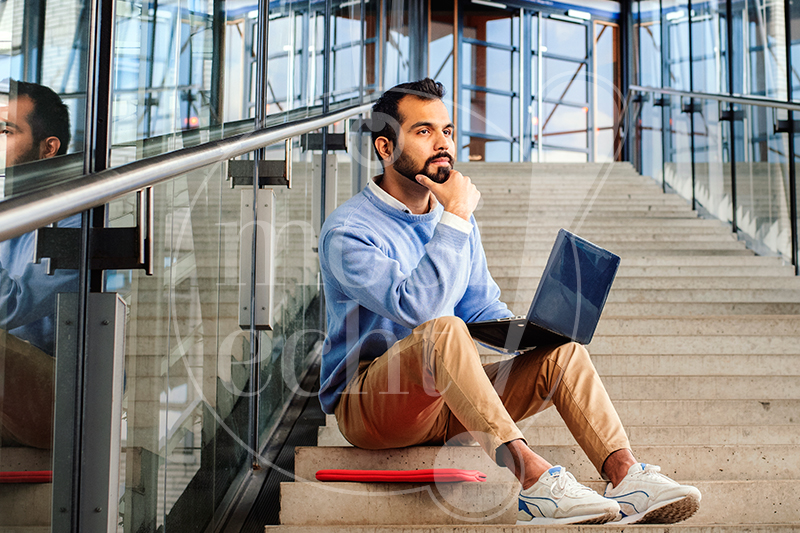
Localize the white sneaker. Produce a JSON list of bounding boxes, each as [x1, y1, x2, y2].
[[604, 463, 701, 524], [517, 466, 620, 525]]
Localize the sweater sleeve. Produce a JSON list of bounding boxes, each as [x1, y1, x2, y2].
[[0, 235, 79, 331], [321, 222, 473, 329], [454, 218, 514, 323]]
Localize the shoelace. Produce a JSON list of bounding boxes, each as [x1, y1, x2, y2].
[[634, 464, 671, 483], [550, 468, 596, 498]]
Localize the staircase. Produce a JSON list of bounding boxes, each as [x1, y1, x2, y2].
[[273, 162, 800, 531]]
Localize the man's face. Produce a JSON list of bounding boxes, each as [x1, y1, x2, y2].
[[390, 96, 456, 184], [0, 95, 44, 168]]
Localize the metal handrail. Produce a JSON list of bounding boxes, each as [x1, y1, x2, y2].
[[0, 102, 373, 242], [630, 85, 800, 112]]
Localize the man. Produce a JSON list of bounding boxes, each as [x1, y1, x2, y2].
[[0, 80, 77, 448], [318, 78, 701, 525]]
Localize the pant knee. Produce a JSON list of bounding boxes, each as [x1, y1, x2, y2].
[[418, 316, 472, 362], [551, 341, 591, 369]]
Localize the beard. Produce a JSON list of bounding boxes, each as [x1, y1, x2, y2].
[[392, 150, 453, 184]]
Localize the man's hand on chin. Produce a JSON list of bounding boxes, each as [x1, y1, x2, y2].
[[416, 170, 481, 221]]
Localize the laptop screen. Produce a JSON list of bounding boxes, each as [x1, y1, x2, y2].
[[526, 229, 620, 344]]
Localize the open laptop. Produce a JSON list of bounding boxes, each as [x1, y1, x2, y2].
[[466, 229, 620, 352]]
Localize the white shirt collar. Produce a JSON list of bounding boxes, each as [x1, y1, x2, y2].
[[368, 176, 436, 214]]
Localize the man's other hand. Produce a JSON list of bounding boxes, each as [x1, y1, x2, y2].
[[416, 170, 481, 221]]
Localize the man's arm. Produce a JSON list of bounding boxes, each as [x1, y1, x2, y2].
[[321, 222, 473, 329], [454, 217, 514, 323]]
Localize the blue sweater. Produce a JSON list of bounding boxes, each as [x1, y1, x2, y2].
[[318, 185, 512, 414], [0, 215, 81, 355]]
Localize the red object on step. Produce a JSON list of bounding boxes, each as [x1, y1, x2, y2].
[[0, 471, 53, 484], [315, 468, 487, 483]]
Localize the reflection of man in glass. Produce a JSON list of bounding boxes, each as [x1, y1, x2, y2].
[[0, 80, 78, 449]]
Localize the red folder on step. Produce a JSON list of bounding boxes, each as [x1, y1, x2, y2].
[[315, 468, 486, 483], [0, 471, 53, 483]]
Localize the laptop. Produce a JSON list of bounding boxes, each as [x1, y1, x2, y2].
[[466, 229, 620, 352]]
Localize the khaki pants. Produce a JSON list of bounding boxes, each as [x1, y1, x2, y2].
[[335, 316, 630, 473]]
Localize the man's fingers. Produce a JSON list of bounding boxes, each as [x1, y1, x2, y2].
[[416, 174, 434, 189]]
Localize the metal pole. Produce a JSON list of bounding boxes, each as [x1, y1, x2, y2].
[[688, 0, 697, 210], [537, 14, 543, 161], [727, 0, 738, 233], [250, 0, 270, 467], [784, 0, 799, 274], [519, 8, 524, 162]]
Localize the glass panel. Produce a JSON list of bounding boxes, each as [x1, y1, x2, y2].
[[791, 0, 800, 100], [267, 5, 311, 117], [542, 58, 587, 104], [542, 18, 586, 59], [734, 104, 793, 259], [331, 3, 363, 103], [384, 0, 410, 88], [730, 0, 788, 99], [224, 10, 258, 121], [595, 23, 621, 161], [664, 98, 694, 197], [691, 0, 726, 93], [111, 0, 225, 165], [460, 90, 516, 161], [109, 162, 250, 532], [1, 2, 89, 201], [543, 148, 588, 162], [461, 6, 519, 163], [462, 44, 515, 93], [430, 9, 455, 120], [256, 138, 323, 443], [664, 0, 690, 91], [542, 103, 588, 150], [1, 215, 81, 532], [637, 0, 663, 87], [694, 99, 732, 222], [0, 0, 88, 525]]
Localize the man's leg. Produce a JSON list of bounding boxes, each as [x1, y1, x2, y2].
[[0, 330, 55, 449], [479, 342, 632, 478], [335, 316, 526, 463]]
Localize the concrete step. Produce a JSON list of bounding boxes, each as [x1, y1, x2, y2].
[[278, 478, 800, 525], [505, 399, 800, 427], [293, 444, 800, 482], [589, 354, 800, 376], [599, 302, 800, 316], [522, 424, 800, 446], [589, 376, 800, 400], [497, 276, 800, 290], [489, 265, 793, 278], [592, 316, 800, 336], [489, 255, 780, 267], [502, 288, 800, 305], [279, 480, 519, 525], [586, 335, 800, 355], [269, 526, 800, 532]]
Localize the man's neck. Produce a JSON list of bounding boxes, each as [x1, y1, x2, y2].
[[376, 170, 433, 215]]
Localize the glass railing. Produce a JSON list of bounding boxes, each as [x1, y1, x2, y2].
[[0, 101, 374, 532], [628, 85, 800, 274]]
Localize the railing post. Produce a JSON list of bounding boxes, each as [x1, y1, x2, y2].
[[784, 0, 799, 274]]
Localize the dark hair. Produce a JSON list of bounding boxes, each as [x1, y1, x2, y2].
[[9, 80, 71, 155], [369, 78, 446, 162]]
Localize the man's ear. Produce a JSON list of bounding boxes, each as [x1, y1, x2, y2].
[[374, 136, 393, 162], [40, 136, 61, 159]]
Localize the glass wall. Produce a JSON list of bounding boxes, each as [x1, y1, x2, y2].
[[0, 0, 405, 530], [1, 1, 88, 529], [632, 0, 799, 268]]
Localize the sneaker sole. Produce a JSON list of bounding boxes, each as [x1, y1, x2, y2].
[[618, 493, 701, 525], [516, 510, 619, 526]]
